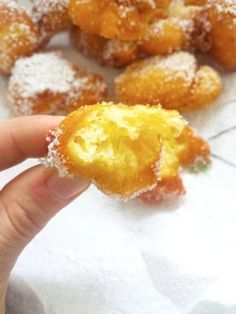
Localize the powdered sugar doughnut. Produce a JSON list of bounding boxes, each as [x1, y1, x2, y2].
[[0, 0, 38, 75], [68, 0, 171, 41], [115, 52, 222, 111], [44, 102, 186, 199], [8, 51, 107, 115], [31, 0, 71, 46]]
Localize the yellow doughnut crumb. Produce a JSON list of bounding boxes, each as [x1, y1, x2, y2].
[[8, 52, 107, 115], [45, 102, 186, 199], [115, 52, 222, 111], [68, 0, 171, 41], [0, 0, 38, 75], [31, 0, 71, 46]]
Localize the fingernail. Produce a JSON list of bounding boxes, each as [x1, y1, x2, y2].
[[46, 171, 90, 201]]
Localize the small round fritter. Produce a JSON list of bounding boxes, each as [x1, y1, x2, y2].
[[200, 0, 236, 70], [115, 52, 222, 111], [31, 0, 71, 46], [8, 52, 107, 115], [45, 102, 186, 199], [68, 0, 171, 41], [0, 0, 38, 75]]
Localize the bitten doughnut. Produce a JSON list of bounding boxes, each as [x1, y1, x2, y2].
[[0, 0, 38, 75], [68, 0, 171, 41], [70, 26, 139, 68], [45, 102, 186, 199], [8, 52, 107, 115], [198, 0, 236, 70], [31, 0, 71, 46], [115, 52, 222, 111]]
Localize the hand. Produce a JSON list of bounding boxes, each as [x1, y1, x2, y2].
[[0, 116, 90, 313]]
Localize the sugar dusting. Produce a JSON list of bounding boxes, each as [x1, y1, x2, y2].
[[43, 127, 70, 177], [8, 51, 107, 114]]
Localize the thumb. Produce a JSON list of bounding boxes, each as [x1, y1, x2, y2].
[[0, 165, 89, 271]]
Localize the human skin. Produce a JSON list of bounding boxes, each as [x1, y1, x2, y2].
[[0, 116, 90, 313]]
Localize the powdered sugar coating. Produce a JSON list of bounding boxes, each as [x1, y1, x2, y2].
[[8, 51, 107, 115], [31, 0, 70, 45]]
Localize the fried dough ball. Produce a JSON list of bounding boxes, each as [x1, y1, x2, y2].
[[45, 102, 186, 199], [8, 52, 107, 115], [199, 0, 236, 70], [0, 0, 38, 75], [31, 0, 71, 46], [139, 125, 211, 204], [70, 26, 139, 67], [115, 52, 222, 111], [68, 0, 171, 41]]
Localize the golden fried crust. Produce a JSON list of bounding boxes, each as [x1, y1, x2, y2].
[[139, 175, 186, 204], [178, 126, 211, 168], [68, 0, 170, 41], [46, 102, 186, 198], [31, 0, 71, 46], [9, 52, 107, 115], [139, 125, 210, 204], [70, 26, 139, 67], [205, 0, 236, 70], [0, 1, 38, 75], [70, 26, 106, 61], [115, 52, 222, 111], [184, 0, 206, 5], [140, 18, 188, 56]]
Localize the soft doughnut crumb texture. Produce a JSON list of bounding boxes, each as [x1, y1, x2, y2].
[[8, 51, 108, 115], [0, 0, 38, 75], [31, 0, 71, 46], [45, 102, 187, 199], [115, 52, 222, 111], [68, 0, 171, 41]]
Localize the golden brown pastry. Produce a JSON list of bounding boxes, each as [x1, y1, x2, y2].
[[68, 0, 171, 41], [115, 52, 222, 111], [8, 52, 107, 115], [0, 0, 38, 75]]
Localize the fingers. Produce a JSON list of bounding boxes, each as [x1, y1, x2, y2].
[[0, 115, 63, 171], [0, 165, 90, 271]]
